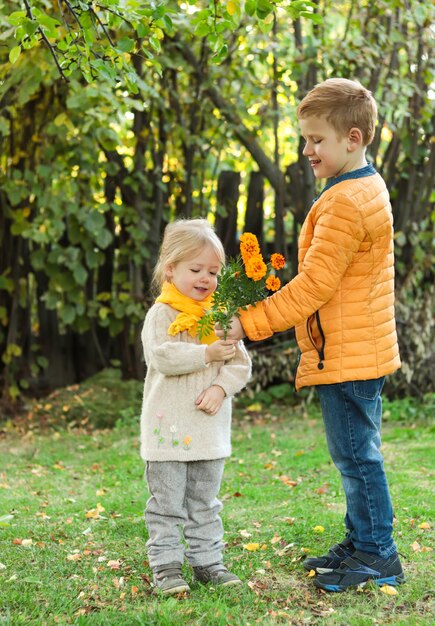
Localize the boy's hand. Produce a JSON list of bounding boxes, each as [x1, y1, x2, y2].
[[205, 339, 237, 363], [215, 317, 245, 341], [195, 385, 226, 415]]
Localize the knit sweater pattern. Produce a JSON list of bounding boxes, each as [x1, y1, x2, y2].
[[140, 303, 252, 462]]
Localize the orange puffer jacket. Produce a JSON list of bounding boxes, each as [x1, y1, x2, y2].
[[240, 171, 401, 390]]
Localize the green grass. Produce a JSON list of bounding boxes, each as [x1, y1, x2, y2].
[[0, 377, 434, 625]]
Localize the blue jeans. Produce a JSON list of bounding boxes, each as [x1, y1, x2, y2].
[[316, 377, 397, 558]]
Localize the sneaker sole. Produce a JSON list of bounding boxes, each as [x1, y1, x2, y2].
[[220, 579, 243, 586], [314, 574, 405, 593], [160, 583, 191, 595]]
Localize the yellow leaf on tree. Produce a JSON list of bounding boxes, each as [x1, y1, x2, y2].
[[243, 543, 260, 551], [227, 0, 238, 16], [380, 584, 398, 596]]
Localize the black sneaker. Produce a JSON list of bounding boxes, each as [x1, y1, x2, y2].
[[152, 562, 190, 595], [193, 562, 242, 586], [313, 550, 405, 592], [303, 537, 355, 572]]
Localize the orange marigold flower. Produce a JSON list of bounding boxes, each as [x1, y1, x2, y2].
[[270, 253, 285, 270], [266, 276, 281, 291], [245, 255, 267, 281], [240, 232, 260, 263]]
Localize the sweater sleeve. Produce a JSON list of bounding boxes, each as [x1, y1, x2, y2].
[[239, 193, 365, 341], [211, 341, 252, 397], [142, 306, 208, 376]]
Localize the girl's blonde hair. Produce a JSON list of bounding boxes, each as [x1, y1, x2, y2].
[[296, 78, 378, 146], [151, 218, 225, 295]]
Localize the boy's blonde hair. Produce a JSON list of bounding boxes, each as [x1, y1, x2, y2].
[[151, 218, 225, 295], [296, 78, 378, 146]]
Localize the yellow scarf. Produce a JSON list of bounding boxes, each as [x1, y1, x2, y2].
[[156, 282, 218, 345]]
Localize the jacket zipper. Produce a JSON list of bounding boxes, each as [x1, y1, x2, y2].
[[306, 310, 326, 370]]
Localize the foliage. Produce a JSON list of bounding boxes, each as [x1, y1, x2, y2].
[[0, 0, 433, 402], [199, 233, 285, 339], [1, 387, 434, 624]]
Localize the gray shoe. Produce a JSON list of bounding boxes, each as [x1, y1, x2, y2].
[[152, 562, 190, 595], [193, 562, 242, 586]]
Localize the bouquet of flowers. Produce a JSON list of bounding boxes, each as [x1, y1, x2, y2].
[[198, 232, 285, 340]]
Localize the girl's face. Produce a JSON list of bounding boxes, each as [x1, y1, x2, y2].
[[299, 115, 365, 179], [165, 244, 221, 301]]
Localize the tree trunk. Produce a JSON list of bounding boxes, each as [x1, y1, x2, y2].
[[244, 172, 264, 249], [215, 171, 240, 257]]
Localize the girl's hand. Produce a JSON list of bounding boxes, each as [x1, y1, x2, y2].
[[205, 339, 237, 363], [195, 385, 226, 415]]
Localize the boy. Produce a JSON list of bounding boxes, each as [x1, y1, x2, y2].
[[218, 78, 404, 591]]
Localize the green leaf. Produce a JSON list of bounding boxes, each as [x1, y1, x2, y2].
[[117, 37, 135, 53], [245, 0, 257, 17], [95, 229, 114, 250], [9, 46, 21, 64], [73, 264, 88, 286], [61, 304, 76, 325]]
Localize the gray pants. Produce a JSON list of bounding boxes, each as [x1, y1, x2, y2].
[[145, 459, 225, 569]]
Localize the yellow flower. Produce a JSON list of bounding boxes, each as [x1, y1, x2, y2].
[[183, 436, 192, 446], [240, 232, 260, 264], [245, 255, 267, 281], [265, 276, 281, 291], [270, 253, 285, 270]]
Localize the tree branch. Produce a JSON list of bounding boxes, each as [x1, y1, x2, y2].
[[23, 0, 67, 81], [172, 36, 286, 197]]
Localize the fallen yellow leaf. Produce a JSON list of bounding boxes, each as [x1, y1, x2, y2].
[[270, 535, 281, 544], [308, 569, 316, 577], [85, 503, 105, 519], [418, 522, 431, 530], [243, 543, 260, 551], [313, 525, 325, 533], [411, 541, 421, 552], [21, 539, 33, 547], [380, 584, 398, 596]]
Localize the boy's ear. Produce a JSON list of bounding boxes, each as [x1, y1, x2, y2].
[[347, 127, 364, 151]]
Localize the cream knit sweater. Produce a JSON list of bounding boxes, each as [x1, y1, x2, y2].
[[140, 303, 252, 462]]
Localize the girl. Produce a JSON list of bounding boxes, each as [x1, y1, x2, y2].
[[140, 218, 251, 595]]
